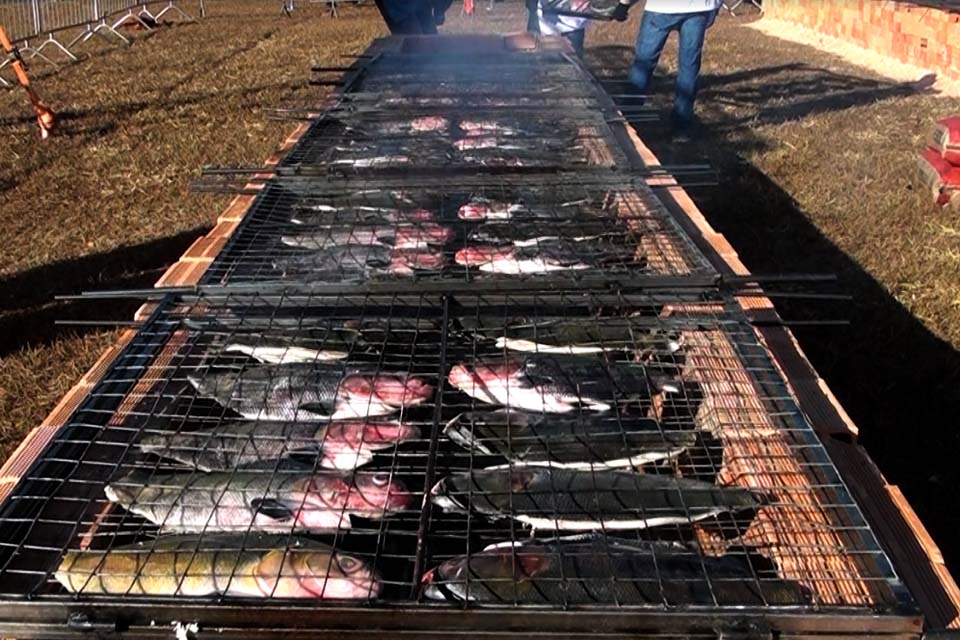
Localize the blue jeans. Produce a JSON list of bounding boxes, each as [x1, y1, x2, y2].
[[628, 9, 718, 129]]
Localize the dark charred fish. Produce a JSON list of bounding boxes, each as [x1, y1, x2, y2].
[[140, 419, 420, 471], [431, 466, 763, 530], [444, 409, 695, 468], [272, 245, 444, 280], [448, 354, 679, 413], [106, 467, 411, 533], [423, 535, 809, 606]]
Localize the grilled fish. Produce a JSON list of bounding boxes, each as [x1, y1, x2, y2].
[[273, 245, 444, 280], [457, 196, 604, 221], [444, 409, 695, 468], [187, 363, 433, 421], [467, 221, 618, 248], [106, 467, 410, 533], [447, 354, 678, 414], [452, 137, 527, 151], [423, 535, 808, 606], [458, 119, 522, 136], [455, 238, 638, 275], [217, 329, 366, 365], [281, 223, 453, 251], [140, 419, 420, 471], [290, 207, 435, 227], [431, 466, 763, 530], [331, 155, 410, 168], [460, 317, 682, 356], [457, 198, 528, 220], [57, 534, 381, 598]]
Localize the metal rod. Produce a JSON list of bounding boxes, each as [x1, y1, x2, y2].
[[408, 294, 449, 599]]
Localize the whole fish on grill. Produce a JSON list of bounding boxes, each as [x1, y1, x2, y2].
[[290, 207, 435, 226], [140, 419, 420, 471], [444, 409, 695, 468], [431, 466, 763, 530], [187, 363, 434, 420], [459, 317, 682, 356], [457, 196, 603, 221], [455, 237, 639, 275], [56, 534, 382, 598], [106, 467, 411, 533], [467, 220, 621, 248], [423, 535, 808, 606], [209, 328, 369, 365], [458, 119, 523, 137], [447, 354, 678, 413], [272, 245, 445, 280], [360, 115, 449, 135], [331, 155, 411, 168], [183, 315, 438, 337], [282, 222, 453, 251]]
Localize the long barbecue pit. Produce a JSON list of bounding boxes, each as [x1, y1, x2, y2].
[[0, 35, 926, 639]]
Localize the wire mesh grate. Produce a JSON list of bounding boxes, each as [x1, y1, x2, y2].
[[198, 177, 716, 291], [0, 291, 907, 618]]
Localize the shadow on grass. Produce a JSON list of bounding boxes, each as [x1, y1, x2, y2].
[[591, 48, 960, 574], [0, 226, 210, 357]]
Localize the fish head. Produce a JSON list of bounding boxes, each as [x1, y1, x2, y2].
[[454, 246, 515, 266], [422, 548, 551, 602], [457, 200, 492, 220], [187, 371, 239, 403], [390, 250, 445, 272], [257, 548, 382, 599], [299, 473, 411, 520], [409, 116, 449, 132], [349, 472, 412, 514], [339, 374, 433, 408], [393, 223, 454, 247], [322, 420, 420, 451]]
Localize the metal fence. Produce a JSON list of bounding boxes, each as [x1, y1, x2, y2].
[[0, 0, 197, 84]]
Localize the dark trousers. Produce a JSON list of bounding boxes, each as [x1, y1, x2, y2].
[[525, 0, 539, 32], [375, 0, 437, 34], [563, 28, 585, 58]]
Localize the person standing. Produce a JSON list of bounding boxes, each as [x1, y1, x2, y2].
[[536, 1, 589, 57], [628, 0, 722, 139], [374, 0, 438, 34]]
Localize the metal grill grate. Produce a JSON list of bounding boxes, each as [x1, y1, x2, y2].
[[0, 35, 918, 639], [0, 292, 906, 619], [198, 177, 717, 292]]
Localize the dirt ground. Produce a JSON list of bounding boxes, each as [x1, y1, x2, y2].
[[1, 0, 959, 575]]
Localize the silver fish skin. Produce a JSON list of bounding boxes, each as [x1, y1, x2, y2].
[[444, 409, 695, 468], [461, 317, 683, 357], [187, 363, 434, 421], [273, 245, 444, 280], [282, 223, 452, 251], [139, 419, 420, 471], [431, 466, 764, 530], [423, 535, 809, 606], [56, 534, 382, 599], [289, 206, 434, 227], [447, 354, 679, 414], [455, 238, 639, 275], [105, 468, 412, 533]]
